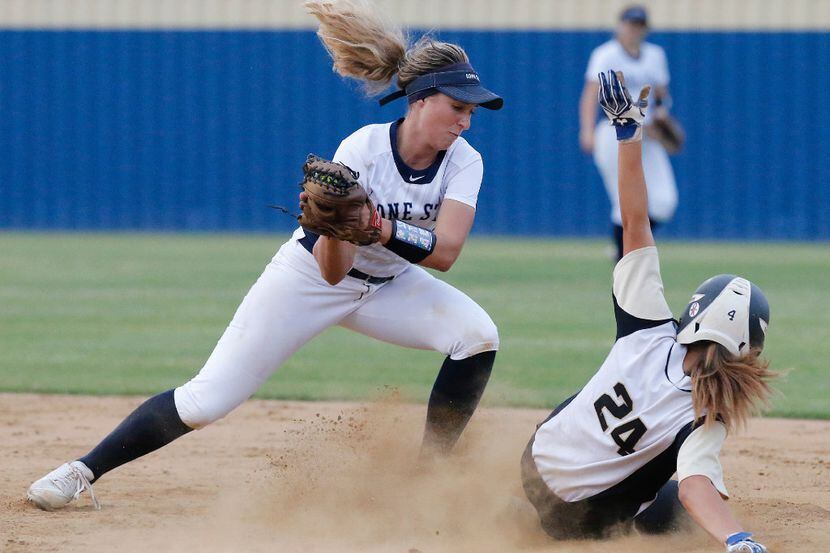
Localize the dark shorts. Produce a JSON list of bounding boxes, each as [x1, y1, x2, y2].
[[520, 396, 683, 540]]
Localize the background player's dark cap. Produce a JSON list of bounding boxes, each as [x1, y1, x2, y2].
[[620, 5, 649, 26], [379, 62, 504, 110]]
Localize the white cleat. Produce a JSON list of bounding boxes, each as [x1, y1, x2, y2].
[[27, 461, 100, 511]]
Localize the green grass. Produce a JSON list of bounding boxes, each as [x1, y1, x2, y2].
[[1, 232, 828, 418]]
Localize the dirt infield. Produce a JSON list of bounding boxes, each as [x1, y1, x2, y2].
[[1, 393, 828, 553]]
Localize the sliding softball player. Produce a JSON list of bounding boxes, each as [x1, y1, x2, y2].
[[523, 70, 773, 553]]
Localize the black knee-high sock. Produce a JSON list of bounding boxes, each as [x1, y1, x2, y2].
[[422, 350, 496, 455], [79, 389, 193, 481]]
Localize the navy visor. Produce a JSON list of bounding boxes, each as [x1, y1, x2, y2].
[[379, 62, 503, 110]]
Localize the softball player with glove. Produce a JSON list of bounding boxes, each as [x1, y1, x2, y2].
[[579, 5, 680, 261], [522, 71, 773, 553], [27, 0, 503, 511]]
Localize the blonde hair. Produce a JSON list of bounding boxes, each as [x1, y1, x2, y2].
[[305, 0, 469, 95], [689, 342, 777, 431]]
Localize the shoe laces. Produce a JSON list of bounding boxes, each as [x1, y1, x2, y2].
[[54, 463, 101, 510]]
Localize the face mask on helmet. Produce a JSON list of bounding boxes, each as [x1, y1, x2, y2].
[[676, 274, 770, 356]]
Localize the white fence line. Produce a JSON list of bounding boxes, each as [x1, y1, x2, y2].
[[0, 0, 828, 30]]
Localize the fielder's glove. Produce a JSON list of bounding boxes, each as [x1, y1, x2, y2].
[[726, 532, 767, 553], [298, 154, 382, 246], [597, 70, 651, 143], [647, 110, 686, 154]]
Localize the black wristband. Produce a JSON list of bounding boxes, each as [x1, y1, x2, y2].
[[384, 220, 437, 263]]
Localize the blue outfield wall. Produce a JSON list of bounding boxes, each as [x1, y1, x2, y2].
[[0, 30, 828, 239]]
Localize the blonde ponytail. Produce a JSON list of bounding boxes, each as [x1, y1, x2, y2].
[[305, 0, 408, 93], [690, 342, 776, 431], [306, 0, 469, 95]]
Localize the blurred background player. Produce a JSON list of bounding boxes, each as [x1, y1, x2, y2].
[[579, 5, 679, 260], [27, 0, 503, 511], [522, 70, 773, 553]]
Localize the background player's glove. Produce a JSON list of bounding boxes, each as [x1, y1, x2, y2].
[[298, 154, 382, 246], [647, 110, 686, 154], [726, 532, 767, 552], [597, 70, 650, 143]]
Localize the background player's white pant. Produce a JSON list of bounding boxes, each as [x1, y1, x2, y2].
[[593, 122, 678, 226], [174, 240, 499, 428]]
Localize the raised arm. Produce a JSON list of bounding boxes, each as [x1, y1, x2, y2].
[[617, 140, 654, 256], [596, 70, 655, 257]]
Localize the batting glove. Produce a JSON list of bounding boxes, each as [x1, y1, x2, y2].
[[726, 532, 767, 553], [597, 70, 651, 143]]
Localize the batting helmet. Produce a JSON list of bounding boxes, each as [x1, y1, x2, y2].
[[676, 275, 770, 356]]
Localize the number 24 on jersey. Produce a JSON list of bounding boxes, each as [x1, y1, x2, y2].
[[594, 383, 648, 456]]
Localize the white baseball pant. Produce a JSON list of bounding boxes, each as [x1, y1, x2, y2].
[[174, 239, 499, 428]]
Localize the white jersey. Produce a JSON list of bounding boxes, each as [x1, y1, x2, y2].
[[585, 39, 669, 124], [290, 119, 484, 277], [532, 247, 728, 504]]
